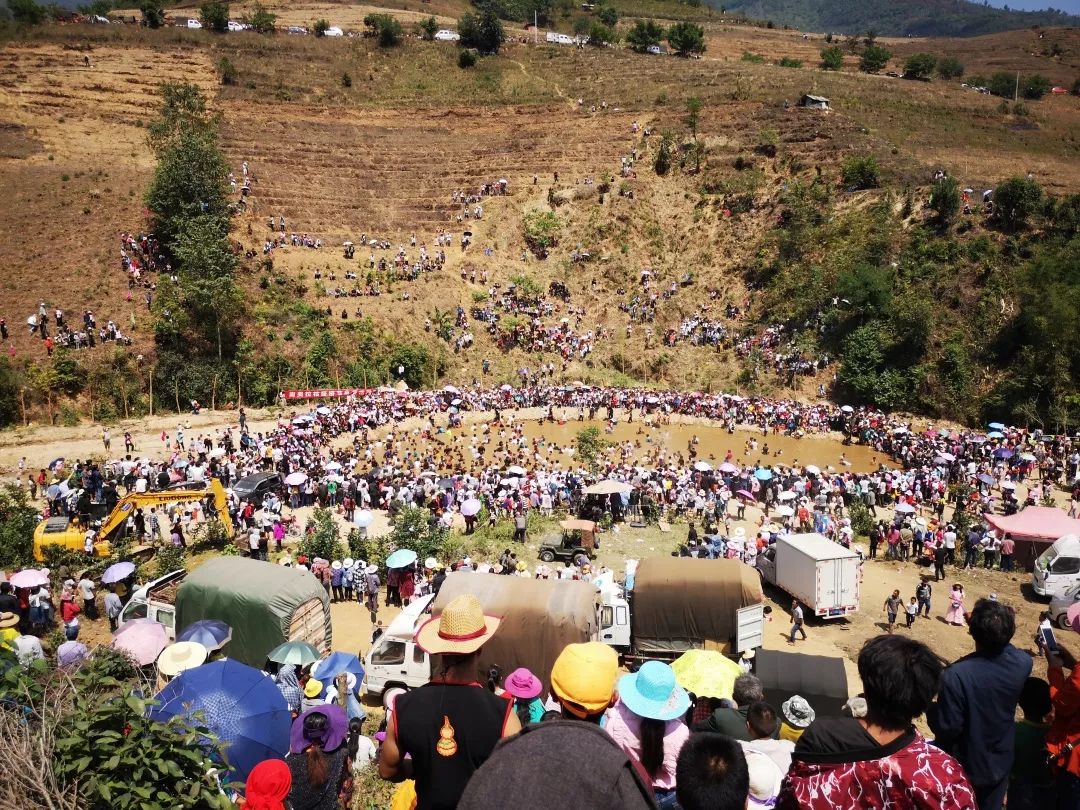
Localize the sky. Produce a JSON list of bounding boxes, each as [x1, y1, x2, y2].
[[984, 0, 1080, 11]]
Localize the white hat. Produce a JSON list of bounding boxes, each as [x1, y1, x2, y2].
[[782, 695, 816, 728], [343, 558, 355, 568], [331, 560, 342, 570], [733, 527, 746, 539], [744, 749, 783, 806], [365, 564, 378, 575]]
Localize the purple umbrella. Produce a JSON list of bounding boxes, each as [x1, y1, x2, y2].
[[719, 462, 738, 473], [993, 448, 1014, 459], [461, 498, 482, 517], [735, 490, 755, 500], [57, 640, 89, 669], [112, 621, 168, 666]]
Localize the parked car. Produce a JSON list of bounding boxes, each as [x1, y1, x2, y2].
[[287, 25, 307, 35], [324, 26, 344, 37], [646, 44, 663, 55], [1050, 582, 1080, 629], [186, 18, 202, 29], [231, 471, 283, 503], [227, 20, 245, 31], [434, 29, 460, 41]]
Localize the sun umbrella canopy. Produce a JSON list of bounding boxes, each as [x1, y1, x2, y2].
[[267, 640, 321, 667], [894, 503, 916, 514], [101, 561, 136, 584], [988, 422, 1005, 430], [386, 549, 418, 569], [9, 569, 49, 589], [774, 505, 795, 517], [987, 431, 1004, 439], [693, 461, 713, 472], [754, 469, 773, 481], [804, 465, 821, 476], [777, 491, 797, 502], [670, 649, 744, 700], [312, 651, 365, 681], [840, 405, 854, 413], [736, 489, 755, 500], [148, 659, 290, 784], [323, 461, 342, 471], [584, 480, 632, 496], [284, 472, 308, 486], [507, 465, 527, 477], [354, 510, 374, 528], [112, 621, 169, 666], [977, 473, 995, 485], [177, 618, 232, 651], [719, 462, 738, 473], [461, 498, 482, 517], [993, 448, 1015, 459]]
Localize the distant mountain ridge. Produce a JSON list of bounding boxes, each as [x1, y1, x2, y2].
[[717, 0, 1080, 36]]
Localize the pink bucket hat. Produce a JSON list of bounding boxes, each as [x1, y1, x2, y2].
[[503, 667, 543, 700]]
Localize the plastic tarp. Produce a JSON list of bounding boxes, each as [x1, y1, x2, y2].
[[631, 558, 763, 654], [754, 648, 849, 718], [431, 573, 597, 695], [984, 507, 1080, 568], [176, 558, 331, 668]]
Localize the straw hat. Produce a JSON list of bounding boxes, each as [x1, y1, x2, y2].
[[157, 641, 208, 677], [415, 594, 502, 655], [304, 678, 324, 699], [0, 612, 19, 629]]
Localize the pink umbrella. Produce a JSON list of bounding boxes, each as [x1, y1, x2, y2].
[[112, 621, 169, 666], [736, 490, 755, 500], [9, 569, 49, 589], [719, 462, 738, 473], [461, 498, 482, 517]]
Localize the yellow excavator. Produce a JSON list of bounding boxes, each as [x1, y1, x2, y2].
[[33, 478, 234, 561]]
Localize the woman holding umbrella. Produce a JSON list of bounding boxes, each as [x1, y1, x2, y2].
[[286, 705, 353, 810]]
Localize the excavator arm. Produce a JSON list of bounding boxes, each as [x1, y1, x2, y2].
[[99, 479, 235, 543]]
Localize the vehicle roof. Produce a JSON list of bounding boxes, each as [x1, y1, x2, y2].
[[385, 593, 436, 640], [779, 533, 860, 560], [233, 471, 280, 491]]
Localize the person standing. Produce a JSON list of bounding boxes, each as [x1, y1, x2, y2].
[[934, 541, 947, 581], [104, 585, 122, 632], [1046, 630, 1080, 808], [999, 533, 1015, 573], [102, 428, 110, 452], [868, 523, 880, 560], [883, 589, 902, 633], [77, 574, 97, 620], [379, 595, 520, 809], [789, 599, 807, 644], [945, 583, 966, 626], [916, 580, 932, 618], [929, 598, 1032, 810]]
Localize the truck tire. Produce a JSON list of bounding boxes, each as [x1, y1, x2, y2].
[[539, 550, 555, 563], [383, 685, 407, 709]]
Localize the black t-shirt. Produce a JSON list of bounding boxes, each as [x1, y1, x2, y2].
[[0, 593, 20, 616], [394, 682, 512, 810]]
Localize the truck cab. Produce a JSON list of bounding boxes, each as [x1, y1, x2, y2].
[[363, 595, 435, 705], [117, 568, 187, 639], [1034, 534, 1080, 599]]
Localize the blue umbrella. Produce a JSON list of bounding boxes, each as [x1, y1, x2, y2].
[[312, 651, 365, 681], [987, 431, 1004, 439], [386, 549, 418, 569], [988, 422, 1005, 430], [977, 473, 995, 485], [101, 561, 136, 584], [177, 619, 232, 651], [754, 468, 773, 481], [148, 659, 290, 785], [992, 448, 1015, 460]]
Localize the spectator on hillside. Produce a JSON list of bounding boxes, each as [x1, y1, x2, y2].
[[929, 598, 1031, 810], [458, 642, 655, 810], [778, 634, 976, 810]]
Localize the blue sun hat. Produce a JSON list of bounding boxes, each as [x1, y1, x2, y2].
[[617, 660, 690, 721]]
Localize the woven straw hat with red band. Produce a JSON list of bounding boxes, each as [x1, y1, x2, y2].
[[415, 594, 502, 655]]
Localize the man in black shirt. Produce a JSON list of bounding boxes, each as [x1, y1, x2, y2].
[[0, 582, 20, 619], [379, 595, 520, 809]]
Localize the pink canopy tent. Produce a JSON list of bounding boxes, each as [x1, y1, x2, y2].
[[984, 507, 1080, 568]]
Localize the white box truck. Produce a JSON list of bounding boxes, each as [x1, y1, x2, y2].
[[756, 533, 861, 618]]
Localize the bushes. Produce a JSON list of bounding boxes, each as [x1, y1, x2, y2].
[[216, 56, 237, 86], [0, 485, 37, 570], [458, 9, 505, 54], [859, 45, 891, 74], [458, 49, 477, 68], [929, 176, 961, 228], [300, 508, 344, 561], [654, 134, 672, 175], [1021, 74, 1051, 100], [313, 18, 330, 36], [667, 22, 705, 57], [523, 210, 561, 256], [841, 155, 880, 190], [820, 46, 843, 71], [417, 15, 438, 40], [246, 2, 276, 33], [139, 0, 165, 28], [993, 176, 1043, 231], [903, 53, 937, 80], [625, 19, 665, 51], [199, 0, 229, 32], [776, 57, 802, 68], [363, 13, 402, 47], [987, 71, 1016, 98], [937, 56, 964, 79]]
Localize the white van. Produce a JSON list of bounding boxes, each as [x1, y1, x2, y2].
[[186, 19, 202, 29], [434, 29, 460, 41], [1033, 534, 1080, 599]]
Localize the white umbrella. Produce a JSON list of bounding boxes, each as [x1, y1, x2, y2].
[[804, 464, 821, 476], [895, 503, 916, 514], [1001, 481, 1017, 490], [316, 406, 332, 415], [285, 472, 308, 486], [777, 491, 797, 502], [443, 385, 460, 394], [840, 405, 854, 413], [584, 480, 632, 496], [774, 505, 795, 517], [693, 461, 713, 472], [324, 461, 342, 471], [354, 510, 374, 528], [451, 398, 462, 406], [507, 465, 527, 476]]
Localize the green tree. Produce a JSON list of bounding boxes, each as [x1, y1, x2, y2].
[[667, 21, 705, 57], [139, 0, 165, 26], [654, 133, 672, 175], [625, 19, 665, 52], [147, 82, 217, 153], [859, 44, 891, 73], [929, 175, 961, 228], [988, 71, 1017, 98], [417, 15, 438, 40], [597, 4, 617, 26], [1072, 77, 1080, 97], [300, 508, 344, 561], [0, 485, 37, 569], [363, 13, 402, 46], [458, 49, 477, 68], [575, 425, 610, 471], [145, 128, 230, 247], [937, 56, 964, 79], [8, 0, 47, 24], [522, 210, 561, 256], [841, 155, 880, 189], [246, 1, 275, 32], [1021, 74, 1051, 100], [0, 359, 21, 428], [313, 18, 330, 36], [459, 9, 504, 54], [587, 21, 617, 45], [388, 505, 449, 567], [993, 176, 1043, 231], [903, 53, 937, 80], [684, 95, 702, 141], [820, 46, 844, 70], [199, 0, 229, 32]]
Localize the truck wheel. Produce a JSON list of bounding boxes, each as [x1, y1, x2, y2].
[[539, 550, 555, 563], [1059, 612, 1074, 631], [383, 686, 406, 709]]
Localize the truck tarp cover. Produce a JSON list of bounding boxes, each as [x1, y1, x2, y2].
[[632, 558, 763, 653], [432, 573, 596, 694], [176, 558, 331, 667]]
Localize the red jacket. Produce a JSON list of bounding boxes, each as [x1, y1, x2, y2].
[[1047, 663, 1080, 777], [777, 719, 976, 810], [60, 597, 81, 624]]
